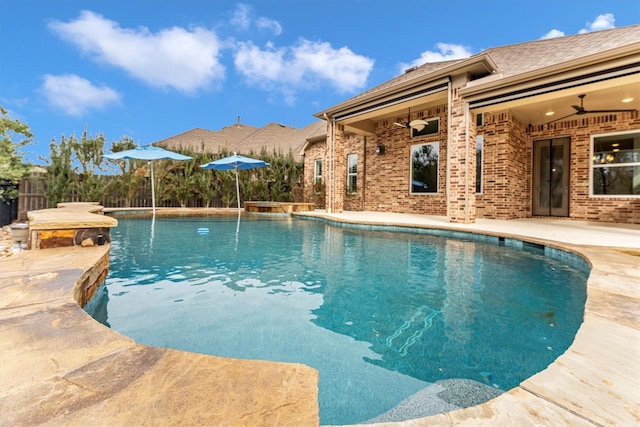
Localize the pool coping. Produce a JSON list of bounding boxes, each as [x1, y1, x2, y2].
[[1, 207, 639, 426]]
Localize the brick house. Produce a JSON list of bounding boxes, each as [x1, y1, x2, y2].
[[303, 24, 640, 224]]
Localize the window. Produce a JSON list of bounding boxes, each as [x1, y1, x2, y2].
[[411, 142, 439, 193], [314, 159, 322, 193], [476, 135, 483, 194], [591, 131, 640, 196], [411, 118, 439, 137], [347, 154, 357, 194]]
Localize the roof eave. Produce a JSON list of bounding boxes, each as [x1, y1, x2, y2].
[[460, 42, 640, 100], [315, 54, 498, 120]]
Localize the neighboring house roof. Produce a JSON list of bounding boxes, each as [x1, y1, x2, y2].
[[154, 125, 258, 154], [317, 24, 640, 117], [234, 122, 299, 157], [152, 120, 326, 162], [233, 121, 326, 161]]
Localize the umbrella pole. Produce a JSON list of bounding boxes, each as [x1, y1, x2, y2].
[[150, 161, 156, 215], [235, 167, 240, 213]]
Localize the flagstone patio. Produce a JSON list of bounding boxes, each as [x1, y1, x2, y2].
[[1, 206, 638, 426]]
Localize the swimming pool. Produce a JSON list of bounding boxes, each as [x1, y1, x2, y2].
[[88, 215, 588, 425]]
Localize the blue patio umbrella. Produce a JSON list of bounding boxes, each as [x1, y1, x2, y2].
[[200, 153, 269, 213], [104, 145, 192, 215]]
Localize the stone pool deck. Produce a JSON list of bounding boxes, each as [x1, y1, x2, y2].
[[1, 207, 639, 426]]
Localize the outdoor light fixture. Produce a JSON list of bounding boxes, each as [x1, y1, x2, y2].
[[622, 97, 634, 103], [376, 145, 385, 155], [545, 111, 555, 116]]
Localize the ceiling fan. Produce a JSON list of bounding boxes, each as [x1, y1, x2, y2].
[[393, 108, 429, 132], [546, 94, 637, 124]]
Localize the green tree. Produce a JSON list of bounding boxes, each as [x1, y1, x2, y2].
[[104, 136, 142, 207], [0, 106, 33, 203], [163, 159, 196, 208], [193, 150, 217, 207], [42, 135, 74, 207], [71, 127, 107, 202]]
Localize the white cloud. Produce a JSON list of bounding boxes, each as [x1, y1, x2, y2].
[[234, 39, 374, 103], [49, 10, 225, 94], [579, 13, 615, 33], [41, 74, 121, 116], [230, 4, 282, 36], [230, 4, 252, 31], [541, 29, 565, 39], [256, 17, 282, 36], [399, 43, 473, 72]]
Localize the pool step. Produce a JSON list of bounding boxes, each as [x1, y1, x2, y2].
[[386, 306, 440, 356]]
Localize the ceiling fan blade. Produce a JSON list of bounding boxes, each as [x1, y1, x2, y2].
[[393, 122, 407, 128], [571, 105, 583, 112], [409, 119, 429, 132]]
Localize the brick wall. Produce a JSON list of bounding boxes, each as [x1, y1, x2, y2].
[[331, 123, 347, 213], [304, 106, 639, 224], [528, 112, 640, 223], [476, 111, 530, 219], [361, 106, 449, 215], [303, 140, 326, 208], [448, 83, 476, 223], [343, 134, 365, 211]]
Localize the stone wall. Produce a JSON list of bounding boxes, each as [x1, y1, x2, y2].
[[27, 202, 117, 250], [75, 247, 111, 307], [31, 227, 111, 250]]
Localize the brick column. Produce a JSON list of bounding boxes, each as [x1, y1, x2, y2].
[[447, 80, 476, 223], [325, 120, 346, 213]]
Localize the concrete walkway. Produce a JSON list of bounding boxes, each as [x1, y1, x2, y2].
[[296, 211, 640, 249], [1, 208, 639, 426]]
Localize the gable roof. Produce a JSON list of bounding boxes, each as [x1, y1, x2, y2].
[[154, 124, 259, 154], [152, 120, 326, 162], [317, 24, 640, 117], [233, 121, 326, 161]]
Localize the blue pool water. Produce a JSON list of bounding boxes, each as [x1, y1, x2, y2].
[[89, 215, 588, 425]]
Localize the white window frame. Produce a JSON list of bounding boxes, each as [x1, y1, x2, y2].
[[347, 153, 357, 194], [590, 130, 640, 198]]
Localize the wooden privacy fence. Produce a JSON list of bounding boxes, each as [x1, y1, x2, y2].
[[17, 172, 302, 220], [18, 175, 226, 220], [17, 174, 46, 221]]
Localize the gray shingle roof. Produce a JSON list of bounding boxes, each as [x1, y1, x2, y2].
[[483, 24, 640, 79], [153, 126, 258, 153], [153, 121, 326, 162], [319, 24, 640, 114]]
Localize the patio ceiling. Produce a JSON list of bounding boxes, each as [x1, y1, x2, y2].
[[338, 74, 638, 134], [339, 89, 449, 135], [473, 74, 640, 126]]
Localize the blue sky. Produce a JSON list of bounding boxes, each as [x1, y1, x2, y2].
[[1, 0, 639, 164]]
